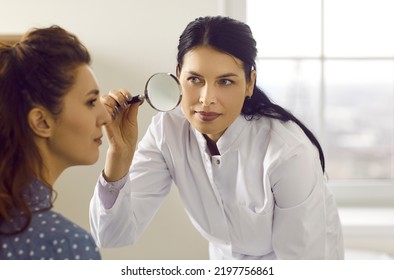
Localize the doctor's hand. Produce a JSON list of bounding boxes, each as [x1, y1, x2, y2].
[[101, 88, 140, 182]]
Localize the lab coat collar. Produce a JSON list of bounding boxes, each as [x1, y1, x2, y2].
[[191, 114, 248, 155]]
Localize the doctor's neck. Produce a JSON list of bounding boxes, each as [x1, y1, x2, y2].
[[203, 135, 220, 156]]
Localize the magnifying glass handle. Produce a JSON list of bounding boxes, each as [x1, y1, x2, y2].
[[127, 95, 145, 105]]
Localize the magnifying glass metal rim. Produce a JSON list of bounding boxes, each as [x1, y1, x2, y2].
[[144, 73, 182, 112], [127, 72, 182, 112]]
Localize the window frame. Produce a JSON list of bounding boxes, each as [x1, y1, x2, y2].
[[222, 0, 394, 207]]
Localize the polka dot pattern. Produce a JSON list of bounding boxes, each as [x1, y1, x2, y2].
[[0, 180, 101, 260]]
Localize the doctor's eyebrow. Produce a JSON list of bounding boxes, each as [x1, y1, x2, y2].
[[185, 71, 239, 79], [216, 73, 239, 79], [184, 71, 203, 77]]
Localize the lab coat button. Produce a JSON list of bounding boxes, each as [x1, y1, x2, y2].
[[215, 159, 220, 165]]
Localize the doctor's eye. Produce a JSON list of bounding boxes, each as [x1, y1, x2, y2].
[[187, 76, 203, 85], [218, 79, 233, 86]]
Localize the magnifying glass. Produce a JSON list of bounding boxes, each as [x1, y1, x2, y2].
[[128, 72, 182, 111]]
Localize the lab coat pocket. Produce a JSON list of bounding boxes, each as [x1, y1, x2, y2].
[[232, 200, 274, 255]]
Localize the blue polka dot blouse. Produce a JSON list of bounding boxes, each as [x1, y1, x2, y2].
[[0, 180, 101, 260]]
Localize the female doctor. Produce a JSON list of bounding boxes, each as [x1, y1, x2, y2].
[[90, 16, 344, 259]]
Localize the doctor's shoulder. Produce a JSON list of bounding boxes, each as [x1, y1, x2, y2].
[[253, 117, 320, 165]]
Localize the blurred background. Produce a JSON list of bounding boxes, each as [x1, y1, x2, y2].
[[1, 0, 393, 259]]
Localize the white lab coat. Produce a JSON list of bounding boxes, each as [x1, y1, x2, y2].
[[89, 107, 344, 259]]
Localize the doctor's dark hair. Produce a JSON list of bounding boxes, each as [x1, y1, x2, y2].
[[0, 25, 91, 235], [177, 16, 325, 172]]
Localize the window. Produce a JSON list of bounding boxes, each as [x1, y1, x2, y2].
[[226, 0, 394, 205]]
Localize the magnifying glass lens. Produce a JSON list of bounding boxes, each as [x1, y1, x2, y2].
[[127, 73, 182, 112], [146, 73, 182, 111]]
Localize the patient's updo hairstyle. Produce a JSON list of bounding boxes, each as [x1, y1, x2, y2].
[[0, 26, 91, 235]]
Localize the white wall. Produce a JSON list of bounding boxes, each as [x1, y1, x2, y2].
[[5, 0, 392, 261], [0, 0, 227, 259]]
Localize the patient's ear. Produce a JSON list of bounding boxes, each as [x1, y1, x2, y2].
[[28, 107, 54, 138]]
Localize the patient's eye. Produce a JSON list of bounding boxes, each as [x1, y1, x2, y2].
[[87, 98, 97, 107]]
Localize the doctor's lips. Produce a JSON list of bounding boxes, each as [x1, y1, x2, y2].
[[195, 111, 221, 121]]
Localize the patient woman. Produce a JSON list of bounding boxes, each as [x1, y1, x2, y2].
[[0, 26, 134, 259]]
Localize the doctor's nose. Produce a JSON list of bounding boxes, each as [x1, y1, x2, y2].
[[199, 86, 217, 106]]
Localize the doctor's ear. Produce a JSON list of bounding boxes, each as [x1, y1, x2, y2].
[[246, 70, 257, 97], [28, 107, 54, 138], [176, 65, 181, 77]]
